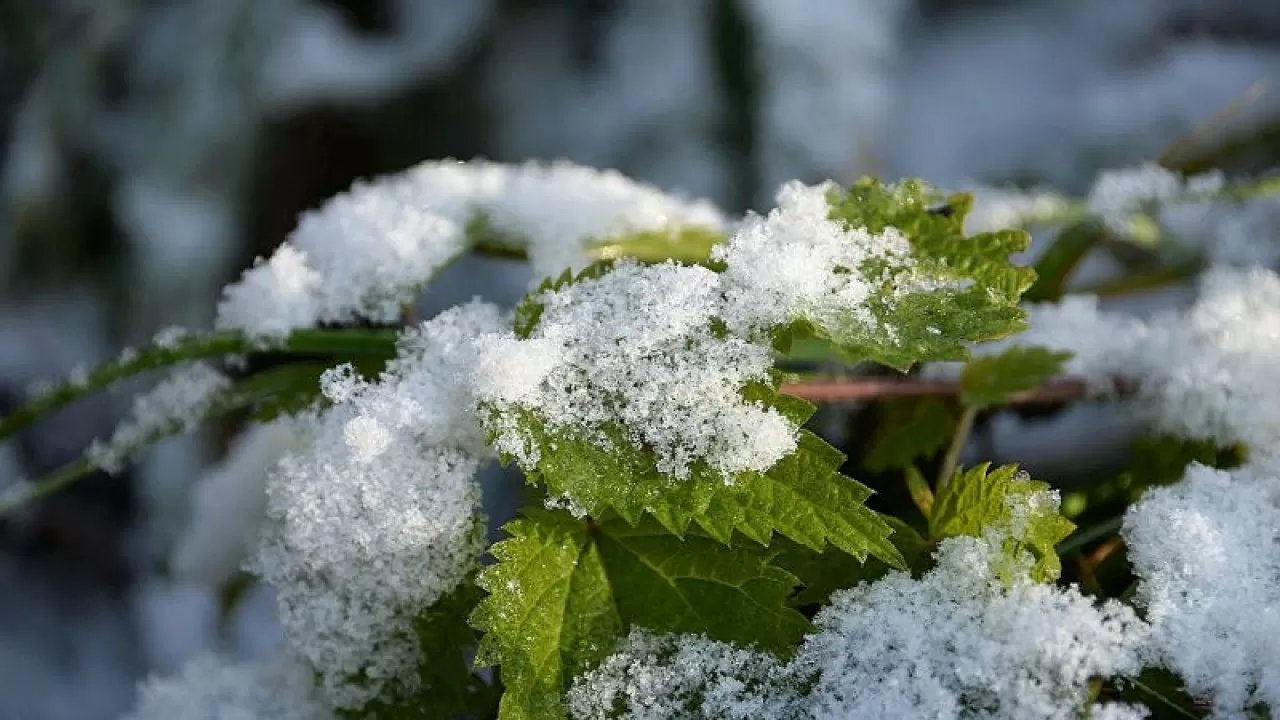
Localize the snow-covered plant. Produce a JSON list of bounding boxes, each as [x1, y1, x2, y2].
[[5, 157, 1280, 719]]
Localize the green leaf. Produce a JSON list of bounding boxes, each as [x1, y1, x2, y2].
[[471, 509, 810, 720], [929, 463, 1075, 583], [1, 362, 366, 516], [243, 357, 390, 422], [349, 581, 486, 719], [587, 227, 728, 267], [864, 397, 958, 472], [959, 346, 1072, 408], [0, 328, 396, 442], [904, 464, 935, 516], [772, 516, 930, 607], [820, 179, 1036, 370], [505, 406, 903, 568], [511, 262, 617, 339], [1123, 434, 1248, 489], [1023, 220, 1106, 302], [468, 215, 727, 269]]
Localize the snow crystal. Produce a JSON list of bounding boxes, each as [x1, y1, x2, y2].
[[797, 535, 1147, 720], [567, 629, 797, 720], [713, 181, 916, 338], [216, 160, 725, 341], [1087, 703, 1150, 720], [474, 261, 796, 480], [1123, 463, 1280, 716], [249, 301, 502, 709], [87, 363, 230, 474], [569, 532, 1148, 720], [124, 652, 332, 720], [476, 180, 944, 482]]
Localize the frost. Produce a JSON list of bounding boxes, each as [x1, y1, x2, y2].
[[87, 363, 230, 474], [713, 181, 915, 338], [1087, 703, 1150, 720], [124, 652, 332, 720], [216, 160, 725, 341], [249, 302, 503, 708], [475, 261, 795, 480], [569, 532, 1147, 720], [1123, 463, 1280, 716], [798, 535, 1146, 719], [567, 630, 797, 720]]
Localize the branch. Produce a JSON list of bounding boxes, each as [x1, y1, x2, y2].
[[779, 375, 1132, 405]]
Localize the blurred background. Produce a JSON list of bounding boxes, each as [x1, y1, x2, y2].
[[0, 1, 1277, 718]]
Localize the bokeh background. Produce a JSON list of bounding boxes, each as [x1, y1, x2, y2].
[[1, 1, 1278, 718]]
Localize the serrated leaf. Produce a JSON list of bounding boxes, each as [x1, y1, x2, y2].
[[904, 464, 935, 516], [772, 516, 929, 607], [929, 463, 1075, 582], [471, 509, 809, 720], [348, 581, 485, 719], [508, 408, 903, 568], [820, 178, 1036, 370], [960, 346, 1072, 407], [864, 397, 958, 472], [1124, 434, 1247, 488]]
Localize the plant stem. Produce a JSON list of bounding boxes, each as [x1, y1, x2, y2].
[[0, 328, 396, 441], [779, 375, 1129, 405], [936, 405, 977, 494], [1057, 515, 1125, 555]]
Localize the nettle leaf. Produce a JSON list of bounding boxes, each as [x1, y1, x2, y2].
[[509, 407, 903, 568], [960, 346, 1072, 407], [864, 397, 958, 472], [821, 179, 1036, 370], [471, 508, 810, 720], [773, 516, 930, 607], [1123, 434, 1248, 488], [929, 463, 1075, 583]]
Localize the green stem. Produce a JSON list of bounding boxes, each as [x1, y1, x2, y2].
[[1023, 219, 1107, 302], [0, 361, 368, 516], [936, 405, 977, 494], [0, 328, 396, 441], [1129, 678, 1201, 720], [1056, 515, 1124, 556]]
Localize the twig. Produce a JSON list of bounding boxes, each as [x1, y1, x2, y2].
[[936, 405, 977, 494], [779, 375, 1130, 405]]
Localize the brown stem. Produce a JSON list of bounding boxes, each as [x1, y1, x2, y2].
[[778, 375, 1134, 405]]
